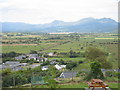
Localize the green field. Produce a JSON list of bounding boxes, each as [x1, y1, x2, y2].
[[2, 44, 55, 53]]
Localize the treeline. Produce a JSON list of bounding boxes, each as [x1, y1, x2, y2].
[[2, 66, 61, 87], [2, 52, 21, 58], [2, 52, 21, 63]]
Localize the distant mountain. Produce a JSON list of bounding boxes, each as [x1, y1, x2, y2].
[[1, 17, 118, 33]]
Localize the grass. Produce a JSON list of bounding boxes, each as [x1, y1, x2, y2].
[[58, 82, 88, 88], [108, 82, 118, 88], [31, 82, 118, 88], [49, 57, 85, 61], [45, 41, 83, 52], [2, 44, 54, 53], [74, 62, 90, 71]]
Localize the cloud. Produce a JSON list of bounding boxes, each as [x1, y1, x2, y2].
[[0, 0, 119, 24]]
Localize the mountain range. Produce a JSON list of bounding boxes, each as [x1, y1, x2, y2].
[[1, 17, 118, 33]]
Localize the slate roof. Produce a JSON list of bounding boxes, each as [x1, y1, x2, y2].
[[0, 61, 26, 71], [50, 61, 58, 64], [0, 64, 23, 71], [59, 71, 77, 78], [26, 54, 38, 57], [101, 69, 120, 72], [0, 64, 14, 69], [5, 61, 20, 65], [15, 55, 26, 60], [30, 64, 40, 68]]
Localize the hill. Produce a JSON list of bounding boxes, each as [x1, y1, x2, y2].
[[1, 17, 118, 33]]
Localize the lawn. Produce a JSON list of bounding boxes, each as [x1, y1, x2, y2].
[[31, 82, 118, 88]]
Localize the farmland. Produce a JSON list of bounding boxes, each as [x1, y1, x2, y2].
[[2, 33, 118, 53], [1, 32, 118, 69]]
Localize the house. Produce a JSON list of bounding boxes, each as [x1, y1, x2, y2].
[[5, 61, 27, 67], [54, 64, 66, 70], [26, 54, 38, 57], [20, 63, 27, 66], [0, 61, 27, 71], [42, 66, 48, 71], [5, 61, 20, 65], [30, 64, 40, 68], [27, 56, 40, 60], [44, 58, 48, 61], [47, 52, 54, 56], [39, 58, 48, 62], [0, 64, 24, 71], [0, 64, 12, 69], [101, 69, 120, 73], [15, 55, 26, 60], [60, 65, 66, 68], [26, 54, 40, 60], [59, 71, 77, 78], [50, 61, 58, 65]]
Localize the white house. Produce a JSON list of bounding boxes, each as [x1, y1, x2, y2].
[[42, 66, 48, 71], [54, 64, 66, 70], [47, 52, 54, 56]]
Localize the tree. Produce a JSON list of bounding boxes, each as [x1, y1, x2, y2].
[[85, 47, 105, 61], [53, 51, 57, 55], [2, 68, 12, 77], [45, 66, 57, 89], [85, 61, 104, 81], [2, 52, 20, 58], [2, 72, 28, 87], [85, 47, 112, 69], [31, 66, 42, 74], [96, 57, 112, 69]]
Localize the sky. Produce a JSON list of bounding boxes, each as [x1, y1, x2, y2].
[[0, 0, 119, 24]]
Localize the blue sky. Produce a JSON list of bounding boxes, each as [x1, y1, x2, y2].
[[0, 0, 119, 24]]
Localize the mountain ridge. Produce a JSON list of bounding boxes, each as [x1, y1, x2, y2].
[[1, 17, 118, 33]]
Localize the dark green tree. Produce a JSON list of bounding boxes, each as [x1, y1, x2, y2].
[[66, 62, 77, 70], [85, 47, 105, 61], [85, 47, 112, 69], [85, 61, 104, 81], [45, 66, 57, 89]]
